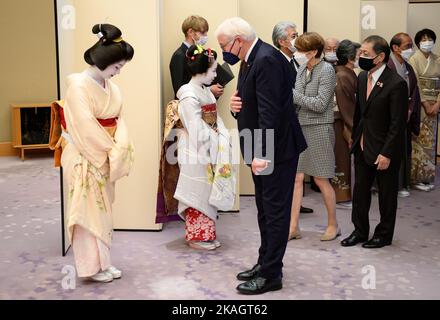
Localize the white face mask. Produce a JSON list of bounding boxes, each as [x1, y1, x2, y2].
[[289, 38, 296, 53], [294, 52, 309, 66], [325, 52, 338, 63], [420, 40, 434, 53], [195, 35, 209, 46], [401, 48, 414, 61]]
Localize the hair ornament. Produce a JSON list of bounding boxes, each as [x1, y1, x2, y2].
[[97, 24, 104, 39]]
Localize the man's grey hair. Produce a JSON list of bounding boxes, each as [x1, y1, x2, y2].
[[272, 21, 297, 49], [215, 17, 257, 42]]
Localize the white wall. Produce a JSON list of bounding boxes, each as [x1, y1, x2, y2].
[[360, 0, 408, 43], [308, 0, 409, 44], [308, 0, 361, 42], [408, 2, 440, 55]]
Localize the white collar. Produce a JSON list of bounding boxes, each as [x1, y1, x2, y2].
[[390, 52, 404, 67], [183, 41, 191, 48], [245, 38, 259, 63], [280, 50, 293, 62], [369, 64, 386, 83]]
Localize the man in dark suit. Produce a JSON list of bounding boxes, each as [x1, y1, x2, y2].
[[216, 17, 307, 294], [272, 21, 314, 216], [388, 33, 421, 197], [169, 15, 224, 98], [341, 35, 408, 249]]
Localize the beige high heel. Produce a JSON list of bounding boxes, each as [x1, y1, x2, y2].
[[320, 226, 341, 241], [288, 228, 302, 241]]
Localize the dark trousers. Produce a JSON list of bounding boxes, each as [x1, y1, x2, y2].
[[352, 149, 401, 241], [251, 158, 297, 280]]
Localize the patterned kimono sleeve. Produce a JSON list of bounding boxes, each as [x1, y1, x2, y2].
[[109, 114, 134, 182]]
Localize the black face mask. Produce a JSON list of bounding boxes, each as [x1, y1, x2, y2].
[[359, 55, 378, 71]]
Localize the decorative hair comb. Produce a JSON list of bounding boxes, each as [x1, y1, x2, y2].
[[186, 45, 215, 61]]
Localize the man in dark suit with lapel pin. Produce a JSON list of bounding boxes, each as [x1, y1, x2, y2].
[[341, 35, 408, 249], [215, 17, 307, 294], [272, 21, 314, 216]]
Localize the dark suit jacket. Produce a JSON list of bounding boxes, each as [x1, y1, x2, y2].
[[234, 39, 307, 164], [351, 66, 409, 166], [169, 43, 191, 97], [286, 56, 298, 86], [387, 58, 421, 136]]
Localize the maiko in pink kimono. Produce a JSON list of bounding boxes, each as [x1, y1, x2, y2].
[[56, 24, 134, 283]]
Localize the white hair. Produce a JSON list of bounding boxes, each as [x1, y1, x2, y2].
[[325, 37, 340, 46], [272, 21, 297, 49], [215, 17, 256, 42]]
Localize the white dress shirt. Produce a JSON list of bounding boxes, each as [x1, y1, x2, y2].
[[369, 64, 386, 87], [245, 37, 259, 63]]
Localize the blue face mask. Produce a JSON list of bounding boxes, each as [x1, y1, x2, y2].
[[223, 39, 241, 65]]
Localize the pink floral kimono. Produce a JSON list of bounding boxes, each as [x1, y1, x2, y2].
[[60, 72, 134, 277]]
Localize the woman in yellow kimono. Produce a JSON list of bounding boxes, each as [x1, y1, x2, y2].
[[61, 24, 134, 283], [409, 29, 440, 192]]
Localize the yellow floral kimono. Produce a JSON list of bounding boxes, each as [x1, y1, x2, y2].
[[409, 50, 440, 184], [60, 72, 134, 277]]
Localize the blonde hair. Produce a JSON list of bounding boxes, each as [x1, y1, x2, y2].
[[182, 15, 209, 36]]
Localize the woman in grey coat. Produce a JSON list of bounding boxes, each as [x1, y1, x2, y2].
[[289, 32, 340, 241]]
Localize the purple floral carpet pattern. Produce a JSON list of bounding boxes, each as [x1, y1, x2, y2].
[[0, 156, 439, 300]]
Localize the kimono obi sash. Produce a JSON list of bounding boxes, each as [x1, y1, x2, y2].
[[419, 76, 440, 100], [201, 103, 217, 130], [49, 100, 118, 167], [59, 107, 118, 130]]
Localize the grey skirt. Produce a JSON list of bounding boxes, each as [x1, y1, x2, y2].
[[297, 123, 335, 178]]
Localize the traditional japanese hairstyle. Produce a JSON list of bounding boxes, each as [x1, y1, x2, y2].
[[84, 24, 134, 70], [185, 45, 217, 76]]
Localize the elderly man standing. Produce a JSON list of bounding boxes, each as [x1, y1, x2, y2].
[[388, 33, 421, 198], [216, 17, 306, 294], [272, 21, 314, 216], [341, 35, 408, 249], [324, 37, 340, 65]]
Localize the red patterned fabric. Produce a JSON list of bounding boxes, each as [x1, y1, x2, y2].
[[185, 208, 216, 242], [201, 103, 217, 112]]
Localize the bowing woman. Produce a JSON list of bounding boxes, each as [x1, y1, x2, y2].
[[61, 24, 134, 283]]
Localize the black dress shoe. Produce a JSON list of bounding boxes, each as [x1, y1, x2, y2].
[[362, 238, 392, 249], [236, 277, 282, 295], [341, 232, 367, 247], [300, 206, 314, 214], [237, 264, 261, 281]]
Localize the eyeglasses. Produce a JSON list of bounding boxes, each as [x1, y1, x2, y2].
[[220, 37, 236, 51]]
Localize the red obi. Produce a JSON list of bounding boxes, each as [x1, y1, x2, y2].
[[201, 103, 217, 128], [201, 103, 217, 113], [59, 108, 118, 130]]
